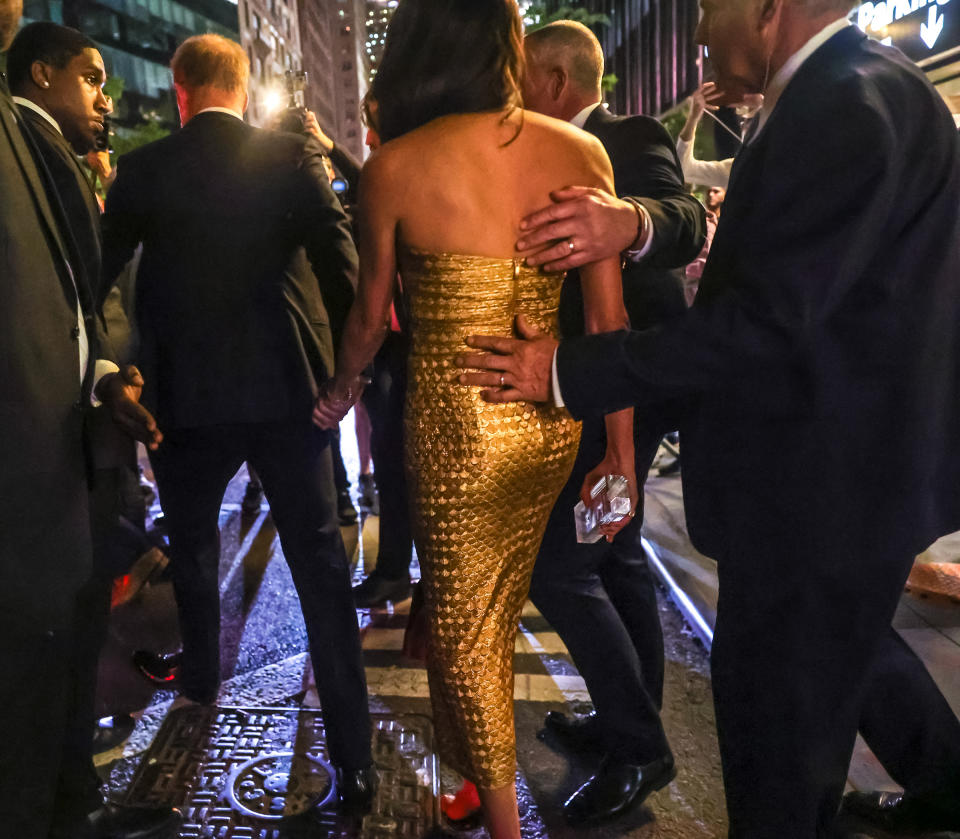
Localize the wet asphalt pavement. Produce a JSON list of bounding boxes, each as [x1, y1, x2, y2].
[[98, 439, 727, 837]]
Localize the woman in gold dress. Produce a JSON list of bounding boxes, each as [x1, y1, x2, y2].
[[313, 1, 636, 835]]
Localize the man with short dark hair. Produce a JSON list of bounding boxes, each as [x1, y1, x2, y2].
[[461, 0, 960, 833], [101, 33, 377, 810], [1, 10, 177, 839]]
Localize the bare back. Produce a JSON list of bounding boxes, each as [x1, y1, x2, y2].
[[366, 109, 614, 259]]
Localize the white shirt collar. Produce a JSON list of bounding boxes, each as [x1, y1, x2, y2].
[[570, 101, 602, 129], [12, 96, 63, 135], [752, 17, 851, 138], [195, 106, 244, 121]]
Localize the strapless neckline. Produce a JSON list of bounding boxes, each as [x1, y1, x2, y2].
[[399, 244, 529, 267]]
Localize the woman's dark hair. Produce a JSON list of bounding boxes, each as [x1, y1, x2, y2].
[[370, 0, 525, 143]]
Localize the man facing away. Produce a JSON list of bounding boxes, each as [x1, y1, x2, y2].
[[100, 33, 377, 810], [460, 0, 960, 834], [0, 10, 177, 838], [519, 20, 705, 826]]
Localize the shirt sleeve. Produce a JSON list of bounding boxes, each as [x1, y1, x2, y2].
[[676, 138, 733, 189]]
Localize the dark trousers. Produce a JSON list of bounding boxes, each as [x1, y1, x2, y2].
[[150, 420, 372, 769], [530, 415, 669, 763], [361, 331, 413, 580], [0, 469, 121, 838], [711, 492, 960, 838]]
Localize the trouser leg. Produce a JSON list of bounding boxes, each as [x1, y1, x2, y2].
[[858, 627, 960, 800], [711, 506, 915, 838], [362, 332, 413, 580], [250, 421, 373, 770], [531, 417, 668, 763], [0, 616, 74, 839], [150, 427, 244, 702]]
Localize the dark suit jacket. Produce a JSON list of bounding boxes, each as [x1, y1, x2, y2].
[[0, 81, 94, 632], [19, 105, 137, 473], [101, 111, 358, 430], [558, 28, 960, 560], [560, 105, 705, 338]]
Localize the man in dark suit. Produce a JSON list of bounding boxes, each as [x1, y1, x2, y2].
[[1, 11, 177, 838], [517, 20, 704, 825], [100, 33, 376, 809], [460, 0, 960, 835]]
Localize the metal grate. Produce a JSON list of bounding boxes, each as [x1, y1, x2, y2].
[[122, 706, 440, 838]]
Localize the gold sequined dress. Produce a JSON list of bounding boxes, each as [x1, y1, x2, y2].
[[400, 247, 581, 789]]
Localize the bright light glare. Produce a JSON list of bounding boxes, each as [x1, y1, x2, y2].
[[263, 90, 285, 114]]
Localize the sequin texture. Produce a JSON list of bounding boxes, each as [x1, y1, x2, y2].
[[400, 247, 580, 788]]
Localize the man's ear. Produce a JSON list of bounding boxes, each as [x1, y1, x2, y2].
[[549, 66, 567, 101], [241, 91, 249, 114], [30, 60, 52, 91], [758, 0, 783, 28], [173, 82, 189, 126]]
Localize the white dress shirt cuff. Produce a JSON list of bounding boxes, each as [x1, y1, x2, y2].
[[623, 200, 655, 262], [551, 348, 565, 408], [90, 359, 121, 407]]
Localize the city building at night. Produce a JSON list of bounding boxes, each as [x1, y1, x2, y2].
[[364, 0, 396, 84], [21, 0, 239, 127], [305, 0, 368, 161], [237, 0, 301, 125]]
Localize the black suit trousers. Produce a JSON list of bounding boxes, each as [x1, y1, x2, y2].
[[710, 484, 960, 837], [530, 414, 669, 763], [150, 420, 372, 769], [360, 331, 413, 579]]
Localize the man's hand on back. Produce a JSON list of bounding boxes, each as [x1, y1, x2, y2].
[[456, 315, 557, 404], [516, 186, 643, 272]]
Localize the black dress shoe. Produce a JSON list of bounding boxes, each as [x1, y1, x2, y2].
[[563, 753, 676, 825], [541, 710, 603, 755], [132, 649, 181, 686], [338, 764, 379, 814], [79, 802, 181, 839], [839, 790, 960, 835], [352, 573, 411, 608]]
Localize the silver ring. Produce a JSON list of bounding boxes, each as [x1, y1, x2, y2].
[[499, 374, 505, 387], [568, 239, 576, 252]]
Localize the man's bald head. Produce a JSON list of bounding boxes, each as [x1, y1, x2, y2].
[[522, 20, 604, 121], [525, 20, 604, 97], [0, 0, 23, 52]]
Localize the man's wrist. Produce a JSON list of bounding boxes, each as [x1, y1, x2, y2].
[[623, 198, 653, 260], [91, 360, 121, 406]]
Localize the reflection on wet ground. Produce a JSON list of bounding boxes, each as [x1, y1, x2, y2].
[[99, 442, 728, 837]]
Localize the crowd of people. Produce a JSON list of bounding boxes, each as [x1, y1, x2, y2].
[[2, 0, 960, 838]]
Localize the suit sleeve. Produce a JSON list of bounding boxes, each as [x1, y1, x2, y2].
[[100, 154, 146, 308], [612, 118, 706, 269], [559, 87, 905, 421], [298, 136, 358, 355]]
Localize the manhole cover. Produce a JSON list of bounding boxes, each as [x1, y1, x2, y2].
[[225, 752, 336, 820], [123, 706, 439, 837]]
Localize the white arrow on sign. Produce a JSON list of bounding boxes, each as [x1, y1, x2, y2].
[[920, 5, 944, 49]]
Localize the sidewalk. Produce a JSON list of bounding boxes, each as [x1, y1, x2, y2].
[[641, 459, 960, 795]]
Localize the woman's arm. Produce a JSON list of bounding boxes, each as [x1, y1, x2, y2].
[[579, 255, 639, 537], [576, 138, 638, 538], [312, 152, 399, 428]]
